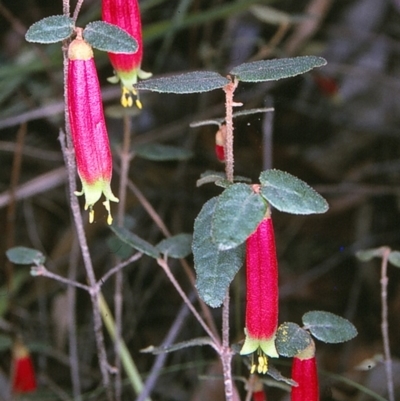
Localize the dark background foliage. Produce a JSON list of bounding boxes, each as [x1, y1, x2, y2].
[[1, 0, 400, 400]]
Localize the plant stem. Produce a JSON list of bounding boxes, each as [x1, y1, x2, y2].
[[68, 238, 82, 401], [221, 76, 240, 401], [157, 258, 220, 348], [223, 76, 240, 182], [73, 0, 85, 22], [31, 265, 90, 292], [114, 114, 133, 401], [380, 247, 394, 401], [98, 294, 151, 401], [221, 292, 235, 401], [63, 0, 69, 16], [98, 253, 142, 287], [136, 297, 192, 401]]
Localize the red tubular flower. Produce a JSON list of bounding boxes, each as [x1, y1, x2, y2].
[[215, 124, 226, 162], [240, 213, 279, 373], [253, 390, 267, 401], [102, 0, 152, 107], [291, 341, 319, 401], [68, 35, 119, 224], [11, 341, 37, 393]]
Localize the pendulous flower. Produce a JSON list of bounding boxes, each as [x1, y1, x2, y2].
[[240, 212, 279, 373], [68, 34, 119, 224], [291, 341, 319, 401], [102, 0, 152, 108], [11, 340, 37, 393]]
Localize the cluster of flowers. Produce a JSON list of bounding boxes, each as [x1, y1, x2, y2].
[[241, 212, 319, 401], [69, 0, 149, 225]]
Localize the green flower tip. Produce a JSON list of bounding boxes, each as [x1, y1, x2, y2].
[[240, 329, 279, 374], [75, 179, 119, 225], [108, 68, 152, 108]]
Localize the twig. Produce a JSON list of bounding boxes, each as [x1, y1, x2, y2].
[[31, 265, 90, 292], [62, 0, 69, 16], [157, 258, 220, 349], [122, 173, 220, 340], [221, 292, 235, 401], [5, 123, 26, 291], [114, 114, 133, 401], [68, 238, 83, 401], [72, 0, 85, 22], [136, 296, 192, 401], [98, 294, 151, 401], [98, 253, 142, 288], [220, 76, 240, 401], [380, 247, 394, 401], [222, 77, 241, 182]]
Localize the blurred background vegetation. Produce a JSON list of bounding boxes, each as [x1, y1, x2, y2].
[[1, 0, 400, 400]]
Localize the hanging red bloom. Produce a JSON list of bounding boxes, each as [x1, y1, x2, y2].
[[253, 390, 267, 401], [102, 0, 152, 108], [240, 212, 279, 373], [68, 34, 119, 224], [249, 374, 267, 401], [291, 341, 319, 401], [11, 340, 37, 393]]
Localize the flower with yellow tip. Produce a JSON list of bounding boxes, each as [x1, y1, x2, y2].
[[67, 33, 119, 224], [240, 212, 279, 373], [102, 0, 152, 108]]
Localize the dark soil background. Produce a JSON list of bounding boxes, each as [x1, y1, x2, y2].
[[1, 0, 400, 400]]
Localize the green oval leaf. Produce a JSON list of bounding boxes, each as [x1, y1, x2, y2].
[[135, 143, 193, 161], [260, 169, 328, 215], [355, 248, 385, 262], [6, 246, 46, 265], [193, 197, 245, 307], [107, 236, 135, 260], [134, 71, 230, 94], [83, 21, 138, 54], [388, 251, 400, 268], [302, 311, 357, 344], [275, 322, 312, 357], [110, 226, 160, 259], [25, 15, 74, 44], [229, 56, 327, 83], [212, 183, 267, 250], [156, 234, 193, 258]]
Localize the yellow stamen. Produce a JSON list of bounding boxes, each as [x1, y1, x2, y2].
[[121, 87, 133, 108], [103, 199, 113, 225], [89, 208, 95, 224]]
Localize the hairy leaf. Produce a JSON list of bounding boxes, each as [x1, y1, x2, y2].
[[303, 311, 357, 343], [25, 15, 74, 44], [193, 197, 245, 307], [260, 169, 328, 214], [230, 56, 327, 82], [83, 21, 138, 53], [134, 71, 230, 94], [212, 183, 266, 250]]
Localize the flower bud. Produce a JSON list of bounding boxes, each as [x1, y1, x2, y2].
[[11, 340, 37, 393], [68, 36, 119, 224], [241, 214, 279, 373], [102, 0, 152, 107], [215, 124, 226, 162], [291, 341, 319, 401]]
